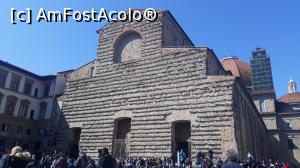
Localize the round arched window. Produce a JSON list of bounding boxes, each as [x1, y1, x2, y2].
[[113, 31, 142, 63]]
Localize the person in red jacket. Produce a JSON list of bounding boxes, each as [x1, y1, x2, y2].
[[284, 162, 290, 168]]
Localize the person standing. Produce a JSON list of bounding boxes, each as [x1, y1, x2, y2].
[[97, 149, 103, 168], [283, 162, 290, 168], [99, 148, 116, 168], [196, 151, 204, 167], [179, 149, 186, 168], [10, 151, 31, 168], [0, 151, 11, 168], [26, 154, 39, 168], [68, 159, 75, 168], [0, 146, 23, 168], [221, 149, 242, 168], [75, 152, 88, 168], [208, 149, 214, 162], [52, 153, 68, 168]]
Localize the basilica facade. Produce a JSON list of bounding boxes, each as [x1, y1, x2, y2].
[[57, 10, 275, 161]]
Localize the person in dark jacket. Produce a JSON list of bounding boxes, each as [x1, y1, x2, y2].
[[9, 152, 31, 168], [68, 159, 75, 168], [86, 157, 96, 168], [99, 148, 116, 168], [40, 152, 53, 168], [97, 149, 103, 167], [0, 154, 10, 168], [0, 146, 24, 168], [179, 149, 186, 168], [221, 149, 242, 168], [26, 154, 39, 168], [53, 153, 68, 168], [75, 151, 88, 168]]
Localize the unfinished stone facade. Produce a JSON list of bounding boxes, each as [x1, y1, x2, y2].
[[57, 10, 273, 160], [66, 60, 96, 81]]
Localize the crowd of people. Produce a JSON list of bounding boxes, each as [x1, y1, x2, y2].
[[0, 146, 293, 168]]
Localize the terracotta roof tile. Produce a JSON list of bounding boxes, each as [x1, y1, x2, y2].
[[221, 57, 252, 86], [278, 92, 300, 104]]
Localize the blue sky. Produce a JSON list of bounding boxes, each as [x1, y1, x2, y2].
[[0, 1, 299, 97]]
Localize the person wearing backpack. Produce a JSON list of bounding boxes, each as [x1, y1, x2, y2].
[[0, 146, 23, 168]]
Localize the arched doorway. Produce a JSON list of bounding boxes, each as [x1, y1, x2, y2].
[[68, 127, 81, 159], [112, 118, 131, 160], [172, 121, 191, 160]]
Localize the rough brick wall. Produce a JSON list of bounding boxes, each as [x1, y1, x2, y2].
[[59, 47, 240, 159], [67, 60, 96, 81], [262, 116, 277, 130], [57, 10, 271, 160], [233, 81, 273, 160]]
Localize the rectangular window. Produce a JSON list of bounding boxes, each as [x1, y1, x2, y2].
[[23, 79, 33, 95], [10, 74, 21, 91], [39, 103, 47, 120], [34, 142, 41, 151], [29, 110, 35, 119], [90, 67, 95, 77], [39, 108, 46, 120], [38, 128, 47, 137], [259, 100, 266, 112], [0, 69, 8, 88], [19, 104, 29, 118], [0, 140, 5, 151], [4, 101, 16, 115], [17, 127, 22, 134], [34, 89, 39, 98], [0, 94, 3, 106], [26, 129, 31, 135], [1, 124, 9, 132], [43, 83, 50, 97]]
